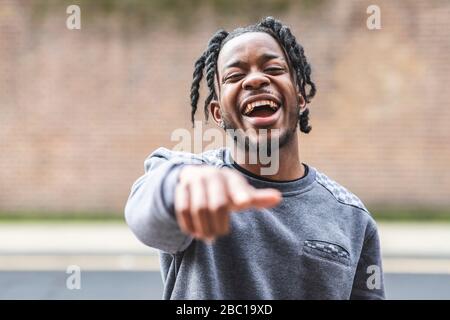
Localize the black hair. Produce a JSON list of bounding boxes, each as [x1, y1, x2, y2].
[[190, 16, 316, 133]]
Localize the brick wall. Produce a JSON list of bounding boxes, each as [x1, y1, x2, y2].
[[1, 0, 449, 214]]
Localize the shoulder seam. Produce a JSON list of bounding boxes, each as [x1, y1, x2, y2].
[[313, 169, 369, 214]]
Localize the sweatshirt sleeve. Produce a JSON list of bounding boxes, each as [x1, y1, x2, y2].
[[350, 219, 386, 300], [124, 148, 195, 254]]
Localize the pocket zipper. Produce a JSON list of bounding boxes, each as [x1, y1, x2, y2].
[[304, 240, 350, 259]]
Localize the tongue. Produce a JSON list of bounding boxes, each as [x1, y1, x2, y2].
[[248, 107, 275, 118]]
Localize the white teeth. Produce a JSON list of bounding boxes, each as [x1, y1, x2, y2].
[[244, 99, 279, 115]]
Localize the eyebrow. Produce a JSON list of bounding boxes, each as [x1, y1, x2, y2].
[[222, 52, 284, 72]]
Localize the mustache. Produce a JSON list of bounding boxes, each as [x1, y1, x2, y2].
[[240, 89, 279, 101]]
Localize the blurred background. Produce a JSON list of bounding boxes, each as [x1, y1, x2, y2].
[[1, 0, 449, 299]]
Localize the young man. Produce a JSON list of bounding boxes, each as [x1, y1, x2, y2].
[[125, 17, 385, 300]]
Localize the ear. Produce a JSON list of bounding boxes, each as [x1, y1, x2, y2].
[[297, 94, 306, 112], [209, 100, 222, 126]]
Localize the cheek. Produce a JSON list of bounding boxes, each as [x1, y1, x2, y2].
[[282, 82, 299, 109], [220, 85, 241, 115]]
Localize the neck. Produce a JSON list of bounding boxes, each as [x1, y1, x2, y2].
[[232, 134, 304, 181]]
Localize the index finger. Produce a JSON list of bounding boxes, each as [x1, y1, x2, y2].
[[223, 170, 282, 211], [248, 188, 282, 208]]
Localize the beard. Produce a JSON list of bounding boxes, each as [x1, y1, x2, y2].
[[221, 105, 300, 155]]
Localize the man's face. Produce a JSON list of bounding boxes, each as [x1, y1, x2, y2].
[[213, 32, 304, 149]]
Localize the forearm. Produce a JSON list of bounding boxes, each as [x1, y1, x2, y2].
[[124, 161, 192, 253]]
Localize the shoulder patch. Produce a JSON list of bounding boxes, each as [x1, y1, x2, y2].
[[198, 148, 227, 167], [315, 170, 368, 213], [148, 147, 227, 167]]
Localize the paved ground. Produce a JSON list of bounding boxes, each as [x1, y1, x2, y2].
[[1, 222, 450, 258], [0, 271, 449, 300], [0, 222, 449, 299], [0, 271, 164, 300]]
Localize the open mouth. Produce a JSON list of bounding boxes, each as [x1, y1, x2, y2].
[[240, 93, 283, 128], [243, 100, 280, 118], [240, 97, 282, 127]]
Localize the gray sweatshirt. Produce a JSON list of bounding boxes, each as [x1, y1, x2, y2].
[[124, 147, 385, 300]]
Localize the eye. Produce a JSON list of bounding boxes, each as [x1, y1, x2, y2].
[[224, 73, 244, 82], [265, 67, 285, 74]]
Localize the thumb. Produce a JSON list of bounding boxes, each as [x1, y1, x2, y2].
[[249, 188, 282, 209]]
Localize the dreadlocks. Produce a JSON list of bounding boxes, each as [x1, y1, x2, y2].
[[190, 16, 316, 133]]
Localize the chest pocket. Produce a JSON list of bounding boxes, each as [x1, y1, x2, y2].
[[302, 240, 351, 267]]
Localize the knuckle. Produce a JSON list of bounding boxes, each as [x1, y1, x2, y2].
[[192, 176, 205, 186], [179, 207, 191, 217], [210, 202, 228, 213], [190, 207, 201, 218], [192, 206, 209, 220], [197, 206, 209, 215]]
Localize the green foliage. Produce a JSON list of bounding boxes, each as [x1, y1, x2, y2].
[[1, 207, 450, 223], [0, 210, 124, 223], [31, 0, 326, 29], [369, 207, 450, 222]]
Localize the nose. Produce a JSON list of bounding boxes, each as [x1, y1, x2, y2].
[[242, 72, 270, 90]]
